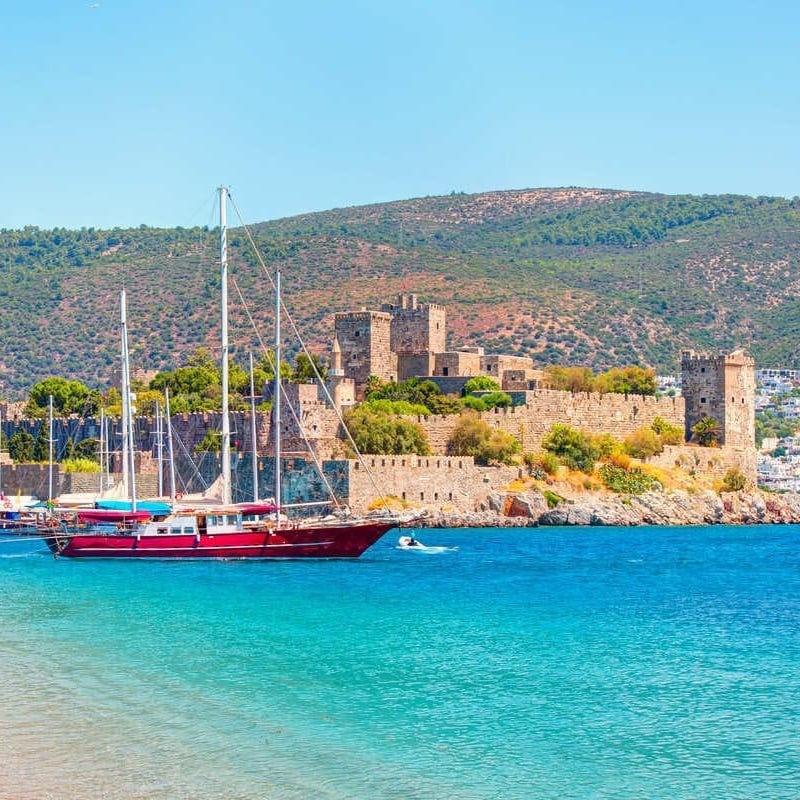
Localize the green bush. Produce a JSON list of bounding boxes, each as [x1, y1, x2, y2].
[[523, 451, 559, 478], [720, 467, 747, 493], [462, 395, 487, 412], [447, 412, 521, 465], [364, 399, 430, 416], [542, 424, 599, 472], [599, 464, 661, 494], [543, 489, 564, 508], [651, 416, 683, 445], [478, 391, 513, 409], [462, 376, 501, 395], [691, 416, 721, 446], [623, 428, 663, 459], [344, 405, 431, 455]]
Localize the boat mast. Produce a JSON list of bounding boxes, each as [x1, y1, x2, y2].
[[104, 415, 111, 490], [120, 302, 129, 500], [48, 395, 54, 503], [249, 352, 259, 502], [98, 408, 103, 494], [120, 289, 137, 511], [165, 387, 176, 504], [155, 401, 163, 498], [219, 186, 232, 505], [274, 270, 281, 522]]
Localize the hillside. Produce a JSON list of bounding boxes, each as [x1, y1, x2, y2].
[[1, 187, 800, 398]]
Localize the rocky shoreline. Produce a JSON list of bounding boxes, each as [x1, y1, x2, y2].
[[412, 488, 800, 528]]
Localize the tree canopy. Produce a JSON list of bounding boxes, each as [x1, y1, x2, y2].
[[343, 405, 431, 455], [447, 412, 521, 465]]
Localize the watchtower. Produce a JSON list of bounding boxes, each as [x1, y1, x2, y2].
[[382, 293, 446, 355], [333, 309, 396, 397], [681, 349, 755, 448]]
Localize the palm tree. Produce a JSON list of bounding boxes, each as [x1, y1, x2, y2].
[[691, 416, 722, 447]]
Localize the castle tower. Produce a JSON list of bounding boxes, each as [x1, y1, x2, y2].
[[681, 349, 756, 448], [334, 309, 397, 397], [382, 293, 447, 355]]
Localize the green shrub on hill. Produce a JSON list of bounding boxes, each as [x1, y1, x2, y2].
[[599, 464, 661, 494], [651, 416, 684, 445], [720, 467, 747, 493], [343, 405, 431, 456], [447, 412, 521, 465], [623, 428, 663, 459], [542, 423, 599, 472]]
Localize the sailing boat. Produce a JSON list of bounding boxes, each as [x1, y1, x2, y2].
[[44, 187, 408, 558]]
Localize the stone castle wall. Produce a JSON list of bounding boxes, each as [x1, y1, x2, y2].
[[0, 465, 159, 501], [411, 389, 685, 453], [347, 455, 518, 515], [647, 443, 757, 482]]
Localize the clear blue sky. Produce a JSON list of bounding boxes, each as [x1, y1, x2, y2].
[[2, 0, 799, 230]]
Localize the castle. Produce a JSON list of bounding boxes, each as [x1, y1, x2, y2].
[[331, 292, 542, 402], [276, 292, 758, 510], [329, 294, 755, 449], [0, 294, 758, 513]]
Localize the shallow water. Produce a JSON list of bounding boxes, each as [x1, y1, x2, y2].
[[0, 525, 798, 799]]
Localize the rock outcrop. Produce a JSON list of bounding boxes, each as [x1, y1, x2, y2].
[[417, 488, 800, 528]]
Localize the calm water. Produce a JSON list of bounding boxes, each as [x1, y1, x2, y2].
[[0, 525, 798, 800]]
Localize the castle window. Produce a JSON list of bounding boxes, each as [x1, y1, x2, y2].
[[434, 492, 438, 500], [448, 492, 453, 500], [701, 397, 707, 403], [442, 366, 449, 376], [402, 492, 406, 500], [420, 492, 424, 500], [701, 367, 706, 373]]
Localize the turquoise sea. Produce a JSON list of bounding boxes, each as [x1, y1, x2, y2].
[[0, 524, 798, 800]]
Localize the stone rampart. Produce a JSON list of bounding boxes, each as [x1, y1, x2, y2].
[[416, 389, 685, 453], [0, 465, 159, 501], [347, 455, 519, 515], [646, 444, 757, 484]]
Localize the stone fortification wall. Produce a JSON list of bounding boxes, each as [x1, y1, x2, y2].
[[347, 455, 518, 515], [646, 444, 757, 484], [415, 389, 685, 453], [0, 465, 158, 501]]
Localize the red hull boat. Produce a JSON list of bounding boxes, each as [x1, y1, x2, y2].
[[43, 508, 401, 559]]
